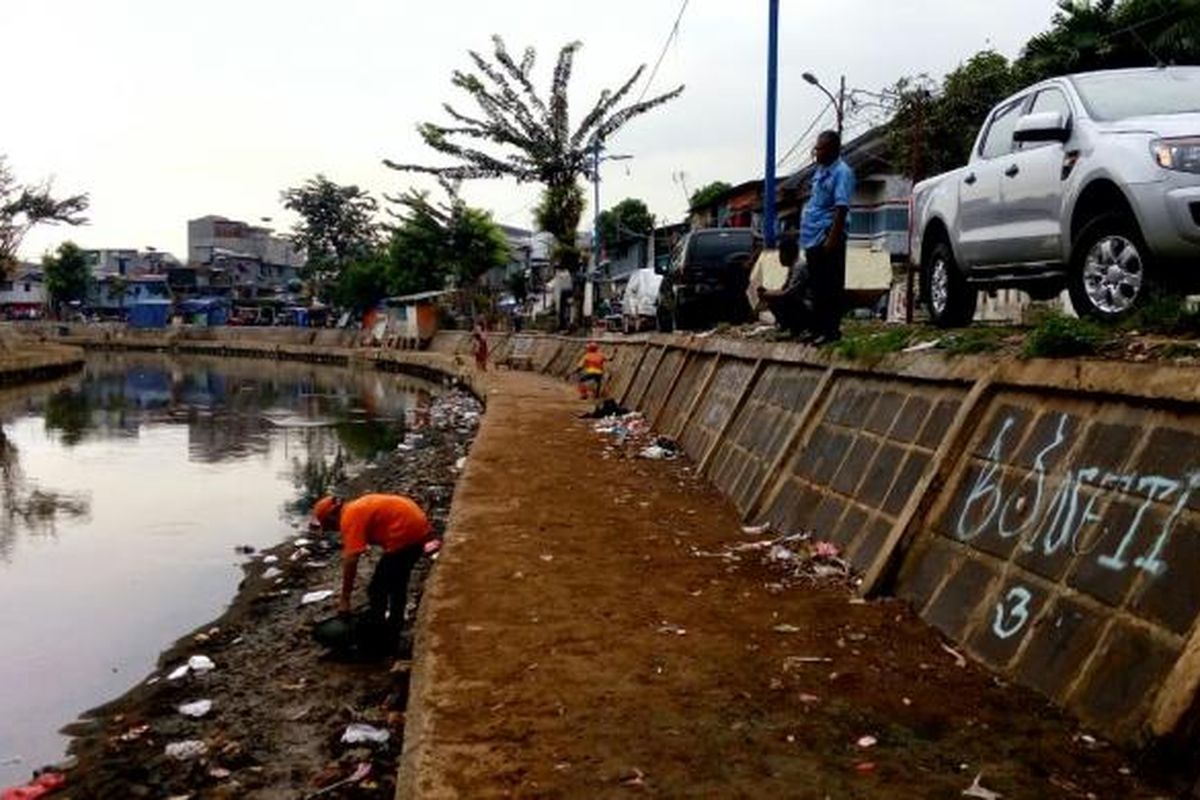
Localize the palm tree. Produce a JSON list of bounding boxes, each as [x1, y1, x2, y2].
[[385, 36, 683, 322]]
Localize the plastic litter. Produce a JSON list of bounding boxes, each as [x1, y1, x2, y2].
[[856, 735, 878, 749], [301, 590, 334, 605], [962, 773, 1002, 799], [903, 339, 941, 353], [262, 567, 282, 580], [638, 445, 671, 460], [178, 699, 213, 718], [164, 740, 208, 760], [454, 457, 467, 471], [741, 522, 771, 535], [167, 664, 189, 681], [305, 763, 372, 799], [773, 624, 802, 633], [188, 655, 216, 674], [941, 643, 968, 668], [293, 538, 311, 548], [340, 723, 390, 745], [1, 772, 66, 800], [262, 555, 279, 564]]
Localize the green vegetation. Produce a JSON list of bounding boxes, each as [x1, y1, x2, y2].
[[281, 174, 381, 301], [940, 327, 1010, 356], [0, 156, 89, 276], [385, 35, 683, 324], [688, 181, 733, 211], [42, 241, 91, 316], [1022, 313, 1112, 359], [1121, 293, 1200, 336], [832, 327, 914, 365], [888, 0, 1200, 180], [598, 198, 654, 250]]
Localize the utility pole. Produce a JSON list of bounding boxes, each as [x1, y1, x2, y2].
[[585, 137, 601, 321], [838, 74, 846, 139], [763, 0, 780, 249]]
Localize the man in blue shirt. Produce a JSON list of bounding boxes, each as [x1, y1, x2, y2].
[[800, 130, 855, 342]]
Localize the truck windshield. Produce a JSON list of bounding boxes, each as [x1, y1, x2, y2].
[[1072, 68, 1200, 121]]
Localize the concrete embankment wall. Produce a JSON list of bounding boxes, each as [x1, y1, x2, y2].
[[44, 322, 1200, 748], [432, 328, 1200, 749]]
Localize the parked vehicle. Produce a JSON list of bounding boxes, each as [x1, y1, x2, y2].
[[911, 67, 1200, 325], [621, 268, 663, 333], [657, 228, 759, 331]]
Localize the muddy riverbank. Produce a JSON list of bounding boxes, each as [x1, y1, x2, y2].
[[47, 389, 481, 799]]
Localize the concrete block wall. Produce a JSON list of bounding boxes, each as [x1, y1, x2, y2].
[[492, 331, 1200, 747]]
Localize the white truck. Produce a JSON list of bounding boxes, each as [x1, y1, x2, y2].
[[911, 67, 1200, 325]]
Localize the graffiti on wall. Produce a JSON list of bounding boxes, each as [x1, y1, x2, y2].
[[956, 412, 1200, 641]]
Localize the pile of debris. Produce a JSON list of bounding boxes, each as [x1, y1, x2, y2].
[[588, 407, 681, 461], [691, 523, 854, 587]]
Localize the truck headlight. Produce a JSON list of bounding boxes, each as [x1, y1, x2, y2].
[[1152, 137, 1200, 174]]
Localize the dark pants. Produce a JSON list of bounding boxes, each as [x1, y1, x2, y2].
[[765, 264, 811, 337], [367, 545, 423, 632], [806, 244, 847, 338]]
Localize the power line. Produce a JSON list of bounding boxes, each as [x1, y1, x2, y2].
[[776, 100, 833, 171], [637, 0, 690, 104]]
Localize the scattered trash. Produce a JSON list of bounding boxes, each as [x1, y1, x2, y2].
[[657, 623, 687, 636], [262, 555, 279, 564], [962, 772, 1002, 799], [638, 445, 672, 460], [305, 763, 372, 799], [234, 544, 255, 555], [0, 772, 66, 800], [773, 624, 802, 634], [741, 522, 771, 536], [783, 656, 833, 670], [903, 339, 941, 353], [618, 768, 646, 787], [579, 399, 629, 419], [855, 762, 877, 774], [116, 724, 151, 742], [293, 538, 311, 548], [941, 643, 968, 668], [539, 554, 554, 563], [164, 740, 208, 761], [167, 664, 189, 681], [177, 699, 213, 718], [798, 693, 820, 705], [262, 567, 282, 580], [301, 590, 335, 605], [454, 457, 467, 471], [856, 735, 878, 749], [209, 767, 232, 780], [340, 723, 390, 745], [188, 655, 216, 674]]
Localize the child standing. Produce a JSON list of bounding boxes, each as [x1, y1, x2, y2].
[[576, 341, 607, 399]]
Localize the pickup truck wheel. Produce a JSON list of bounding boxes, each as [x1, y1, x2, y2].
[[1069, 214, 1150, 321], [924, 241, 976, 327]]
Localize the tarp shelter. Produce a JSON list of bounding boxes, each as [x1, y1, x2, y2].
[[382, 290, 447, 344], [128, 299, 171, 329], [179, 297, 230, 327]]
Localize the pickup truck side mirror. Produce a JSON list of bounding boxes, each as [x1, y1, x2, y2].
[[1013, 111, 1071, 144]]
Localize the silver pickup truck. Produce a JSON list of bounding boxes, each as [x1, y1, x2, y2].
[[911, 67, 1200, 325]]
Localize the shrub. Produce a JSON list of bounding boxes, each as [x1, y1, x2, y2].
[[1022, 313, 1110, 359]]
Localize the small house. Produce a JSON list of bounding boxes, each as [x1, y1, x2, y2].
[[381, 290, 447, 348]]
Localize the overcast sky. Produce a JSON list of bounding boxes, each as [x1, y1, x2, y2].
[[5, 0, 1061, 260]]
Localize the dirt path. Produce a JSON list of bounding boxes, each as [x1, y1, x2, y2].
[[402, 369, 1181, 799]]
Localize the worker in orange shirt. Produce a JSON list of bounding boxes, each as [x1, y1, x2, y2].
[[576, 341, 607, 399], [311, 493, 437, 634]]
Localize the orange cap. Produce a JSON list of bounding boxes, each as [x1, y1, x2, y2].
[[586, 341, 599, 351], [312, 495, 339, 527]]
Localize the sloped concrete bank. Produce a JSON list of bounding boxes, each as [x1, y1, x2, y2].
[[430, 328, 1200, 754], [0, 340, 84, 387]]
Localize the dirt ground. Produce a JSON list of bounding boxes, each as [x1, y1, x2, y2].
[[56, 390, 481, 799], [405, 369, 1187, 799]]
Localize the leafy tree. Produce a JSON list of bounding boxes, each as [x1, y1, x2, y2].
[[42, 241, 91, 316], [0, 156, 89, 276], [384, 35, 683, 323], [506, 271, 529, 304], [281, 175, 380, 299], [388, 183, 510, 291], [334, 253, 391, 313], [688, 181, 733, 210], [888, 51, 1018, 180], [598, 198, 653, 250]]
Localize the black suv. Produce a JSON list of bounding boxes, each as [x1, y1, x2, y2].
[[657, 228, 759, 331]]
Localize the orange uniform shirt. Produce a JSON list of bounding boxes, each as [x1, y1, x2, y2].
[[579, 351, 606, 375], [339, 494, 431, 556]]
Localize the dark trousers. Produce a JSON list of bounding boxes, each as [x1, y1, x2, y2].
[[806, 244, 847, 337], [367, 545, 423, 631]]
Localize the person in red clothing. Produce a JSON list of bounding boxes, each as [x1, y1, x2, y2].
[[312, 493, 435, 631]]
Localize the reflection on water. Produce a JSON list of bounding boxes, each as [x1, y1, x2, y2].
[[0, 353, 436, 783]]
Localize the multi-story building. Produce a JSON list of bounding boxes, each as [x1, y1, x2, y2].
[[0, 264, 46, 318], [187, 216, 304, 301]]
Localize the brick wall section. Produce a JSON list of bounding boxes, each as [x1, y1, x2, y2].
[[639, 348, 687, 422], [758, 375, 966, 575], [623, 346, 665, 407], [656, 353, 716, 437], [677, 357, 757, 463], [707, 363, 825, 515], [895, 390, 1200, 739]]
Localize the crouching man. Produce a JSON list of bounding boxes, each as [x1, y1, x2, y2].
[[312, 493, 436, 635]]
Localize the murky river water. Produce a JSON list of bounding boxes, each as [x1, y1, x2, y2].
[[0, 353, 435, 785]]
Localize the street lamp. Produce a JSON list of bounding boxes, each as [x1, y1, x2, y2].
[[802, 71, 845, 139]]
